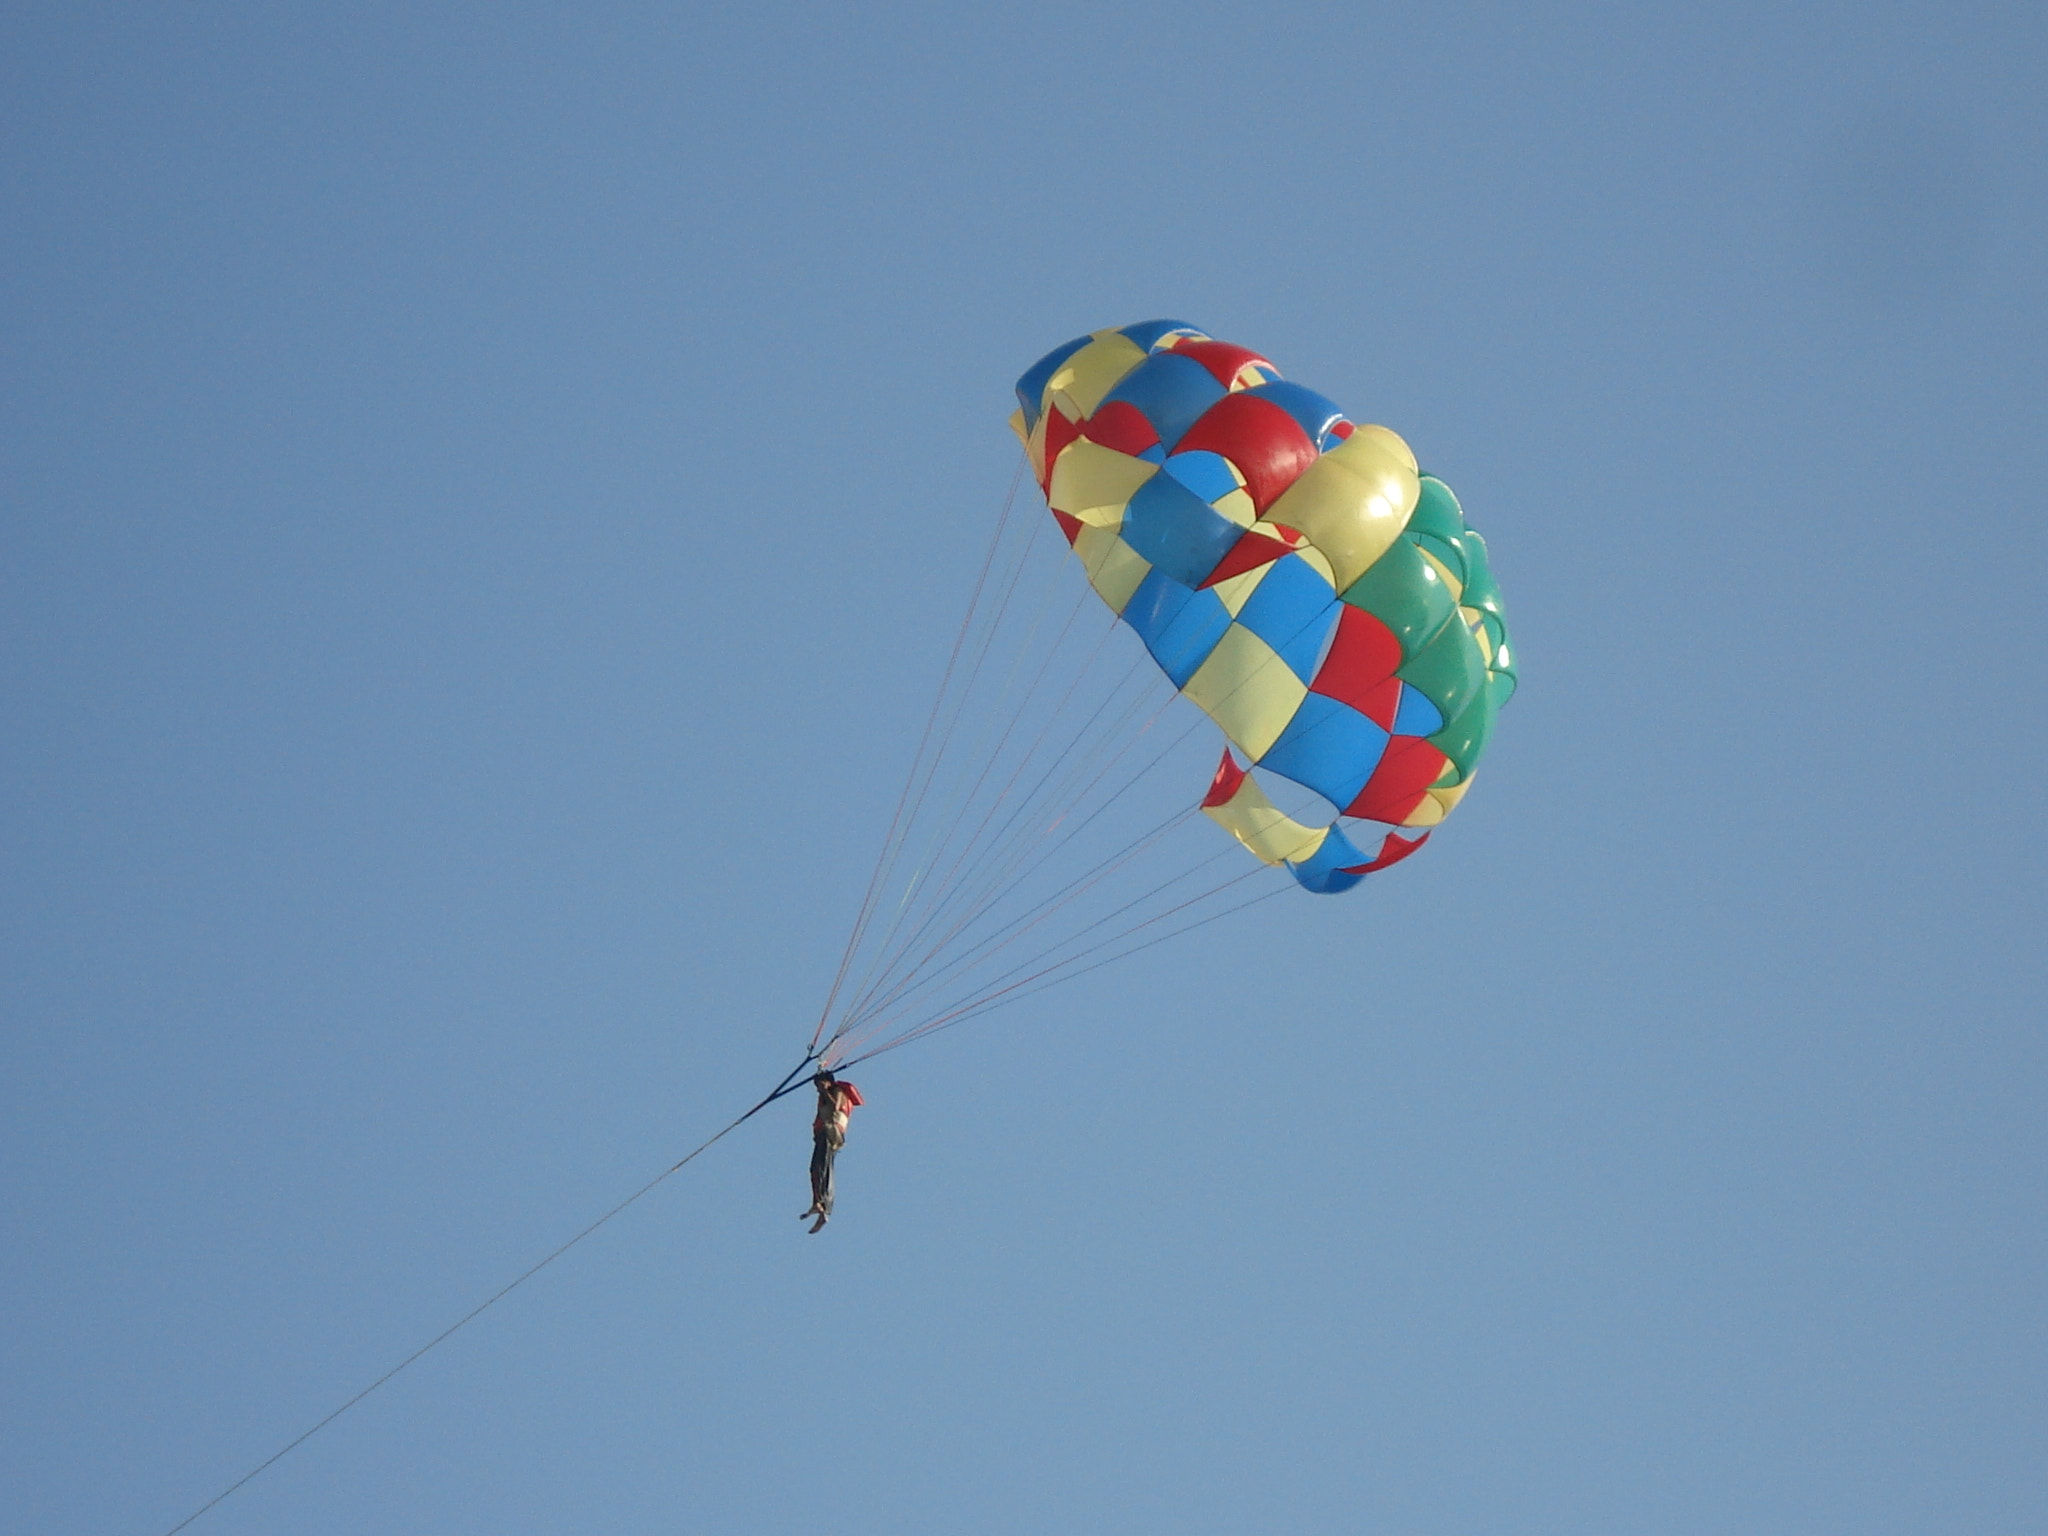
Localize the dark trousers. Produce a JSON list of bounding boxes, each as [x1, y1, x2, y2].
[[809, 1129, 840, 1215]]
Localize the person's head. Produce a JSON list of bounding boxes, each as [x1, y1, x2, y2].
[[814, 1069, 836, 1087]]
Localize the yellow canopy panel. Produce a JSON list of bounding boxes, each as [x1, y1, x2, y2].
[[1199, 754, 1329, 865]]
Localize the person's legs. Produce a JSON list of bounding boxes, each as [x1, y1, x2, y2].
[[808, 1130, 832, 1213], [815, 1137, 839, 1216]]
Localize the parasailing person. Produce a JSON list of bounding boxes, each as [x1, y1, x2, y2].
[[801, 1069, 863, 1233]]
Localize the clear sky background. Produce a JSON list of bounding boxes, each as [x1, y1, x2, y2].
[[5, 4, 2045, 1534]]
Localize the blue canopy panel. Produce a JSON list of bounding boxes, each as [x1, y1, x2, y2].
[[1117, 319, 1206, 351], [1121, 569, 1233, 688], [1231, 553, 1340, 682], [1098, 352, 1228, 452], [1159, 449, 1244, 503], [1120, 472, 1245, 589], [1245, 380, 1351, 451], [1014, 334, 1092, 433], [1256, 692, 1390, 809], [1284, 822, 1372, 895], [1391, 681, 1445, 736]]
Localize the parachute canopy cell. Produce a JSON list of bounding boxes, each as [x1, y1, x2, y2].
[[1011, 322, 1517, 894]]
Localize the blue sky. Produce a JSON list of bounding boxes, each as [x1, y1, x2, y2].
[[4, 4, 2044, 1533]]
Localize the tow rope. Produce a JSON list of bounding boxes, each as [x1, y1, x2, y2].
[[157, 1054, 820, 1536]]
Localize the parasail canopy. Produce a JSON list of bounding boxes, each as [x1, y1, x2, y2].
[[1011, 321, 1517, 895]]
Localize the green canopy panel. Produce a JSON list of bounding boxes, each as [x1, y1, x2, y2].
[[1340, 535, 1459, 658], [1430, 684, 1499, 781], [1397, 613, 1489, 722]]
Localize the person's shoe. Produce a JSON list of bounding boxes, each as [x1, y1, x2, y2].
[[808, 1214, 828, 1234]]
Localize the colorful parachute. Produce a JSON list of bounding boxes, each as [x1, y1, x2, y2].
[[1011, 321, 1517, 895]]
